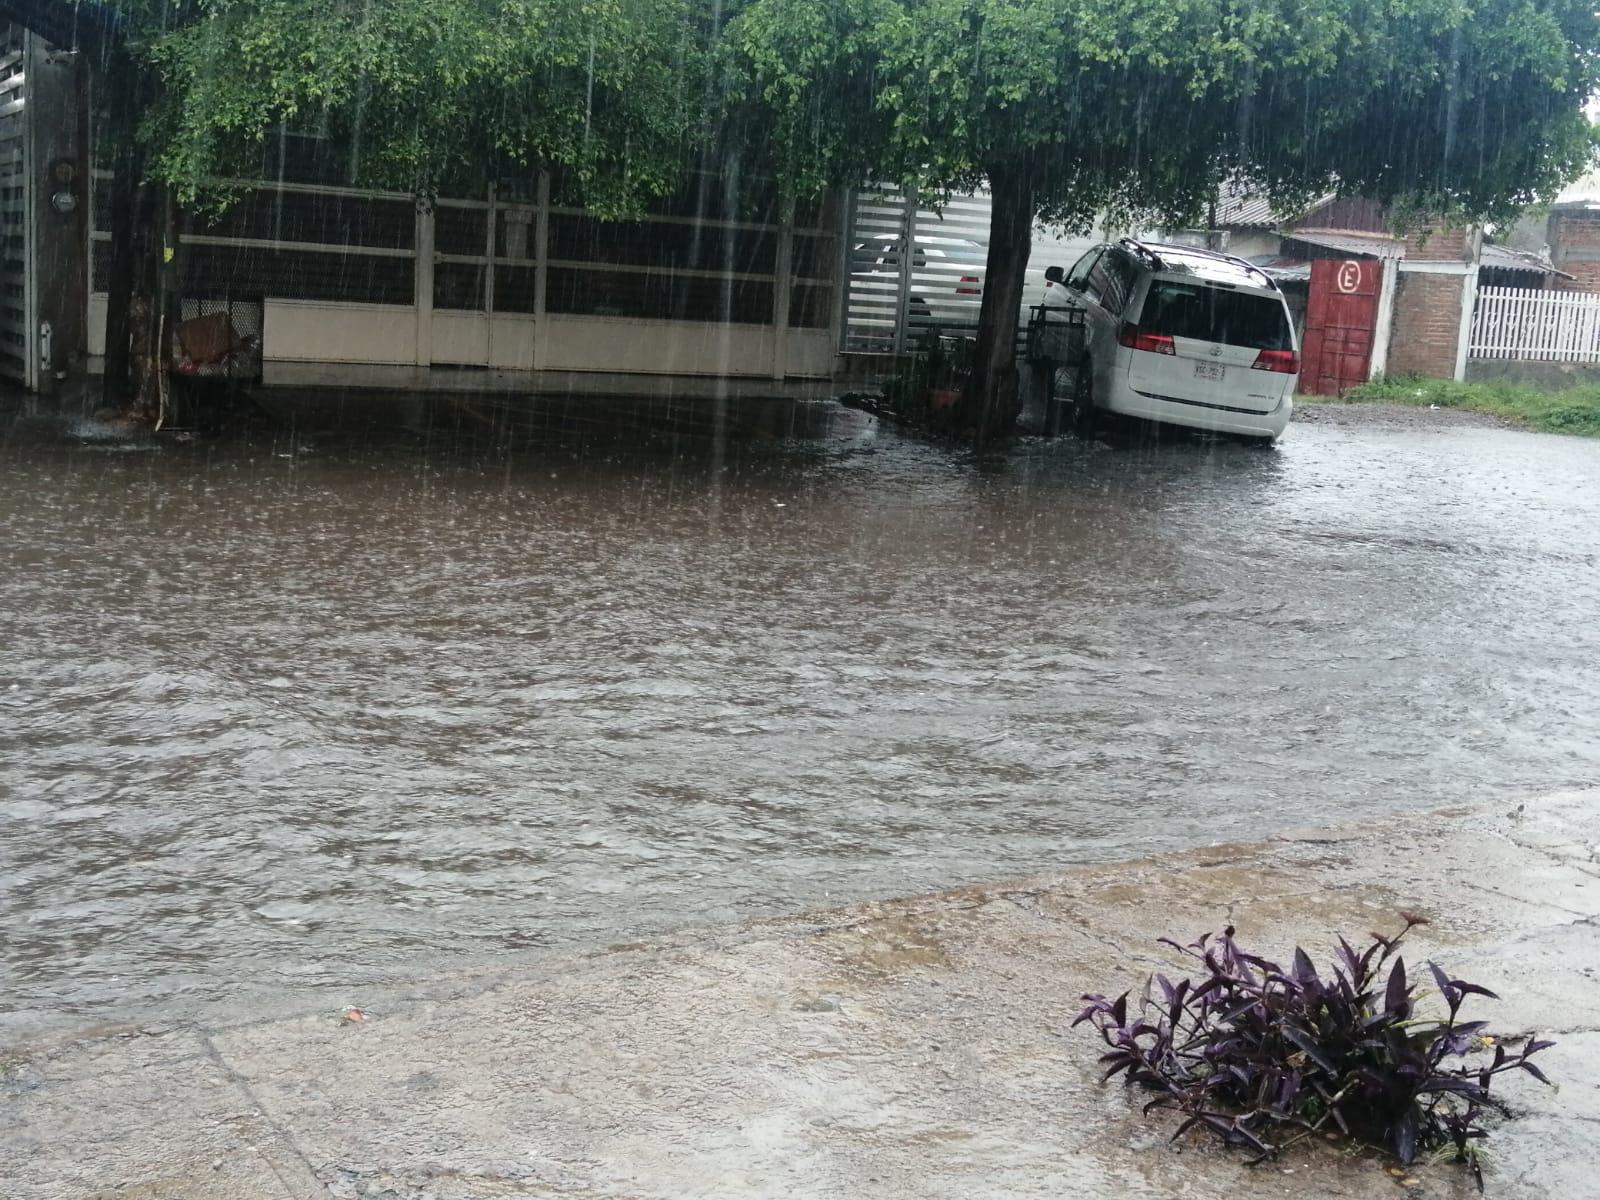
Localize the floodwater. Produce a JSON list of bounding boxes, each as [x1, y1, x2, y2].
[[3, 395, 1598, 1038]]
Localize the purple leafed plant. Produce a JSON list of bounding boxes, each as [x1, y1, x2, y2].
[[1073, 915, 1553, 1190]]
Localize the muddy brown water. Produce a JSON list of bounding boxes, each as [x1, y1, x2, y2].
[[2, 395, 1598, 1038]]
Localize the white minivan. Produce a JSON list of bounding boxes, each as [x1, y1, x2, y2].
[[1052, 238, 1298, 441]]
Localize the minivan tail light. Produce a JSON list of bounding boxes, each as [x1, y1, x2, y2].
[[1117, 323, 1175, 355], [957, 275, 980, 295], [1251, 349, 1299, 374]]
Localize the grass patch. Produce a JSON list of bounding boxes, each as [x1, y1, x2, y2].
[[1328, 375, 1600, 437]]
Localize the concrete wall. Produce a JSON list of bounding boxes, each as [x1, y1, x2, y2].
[[92, 297, 838, 381], [1221, 231, 1283, 260], [1465, 359, 1600, 389]]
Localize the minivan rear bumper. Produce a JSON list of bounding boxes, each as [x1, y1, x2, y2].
[[1105, 383, 1293, 439]]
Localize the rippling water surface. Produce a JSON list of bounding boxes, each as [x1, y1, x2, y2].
[[3, 398, 1598, 1036]]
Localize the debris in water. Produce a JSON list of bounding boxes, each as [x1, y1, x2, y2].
[[793, 995, 841, 1013]]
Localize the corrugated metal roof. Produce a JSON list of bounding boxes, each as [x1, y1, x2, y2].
[[1282, 231, 1406, 260], [1214, 186, 1337, 229], [1480, 242, 1574, 279], [1215, 190, 1278, 228]]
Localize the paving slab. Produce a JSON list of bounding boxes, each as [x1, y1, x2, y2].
[[5, 791, 1597, 1200]]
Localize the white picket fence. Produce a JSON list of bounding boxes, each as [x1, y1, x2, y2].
[[1470, 285, 1600, 362]]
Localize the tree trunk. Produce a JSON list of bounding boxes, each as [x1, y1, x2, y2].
[[956, 158, 1037, 439], [133, 181, 178, 428], [100, 51, 143, 412]]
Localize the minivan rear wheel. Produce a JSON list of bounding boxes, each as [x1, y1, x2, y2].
[[1068, 357, 1097, 438]]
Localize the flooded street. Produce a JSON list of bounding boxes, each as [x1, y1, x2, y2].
[[3, 402, 1598, 1039]]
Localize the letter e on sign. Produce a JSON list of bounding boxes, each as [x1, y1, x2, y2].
[[1336, 261, 1362, 293]]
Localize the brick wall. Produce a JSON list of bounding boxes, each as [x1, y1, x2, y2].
[[1387, 272, 1464, 378], [1402, 225, 1477, 262], [1548, 211, 1600, 292]]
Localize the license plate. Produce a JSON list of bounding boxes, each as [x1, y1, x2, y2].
[[1193, 360, 1225, 382]]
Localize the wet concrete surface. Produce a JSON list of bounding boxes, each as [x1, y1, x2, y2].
[[1294, 402, 1516, 431], [3, 791, 1596, 1199], [3, 392, 1600, 1042]]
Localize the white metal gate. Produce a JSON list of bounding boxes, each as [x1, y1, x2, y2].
[[842, 187, 994, 353], [0, 25, 32, 390], [840, 187, 1101, 355]]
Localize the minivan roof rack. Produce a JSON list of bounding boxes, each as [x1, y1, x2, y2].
[[1118, 237, 1166, 271], [1219, 251, 1279, 289], [1129, 237, 1281, 291]]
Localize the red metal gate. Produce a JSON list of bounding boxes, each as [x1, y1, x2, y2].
[[1300, 258, 1382, 396]]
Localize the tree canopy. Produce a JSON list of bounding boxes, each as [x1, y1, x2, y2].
[[132, 0, 714, 214], [722, 0, 1600, 430], [80, 0, 1600, 427], [724, 0, 1600, 229], [110, 0, 1600, 226]]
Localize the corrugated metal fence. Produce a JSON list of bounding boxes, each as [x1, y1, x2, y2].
[[841, 186, 1099, 355], [1470, 285, 1600, 363], [0, 26, 35, 390]]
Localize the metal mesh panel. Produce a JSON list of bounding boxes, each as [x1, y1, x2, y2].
[[789, 283, 832, 329], [92, 239, 110, 291], [91, 174, 112, 232], [494, 208, 538, 261], [268, 130, 352, 187], [92, 178, 421, 307], [171, 295, 263, 382], [187, 189, 415, 250], [81, 155, 840, 372], [434, 205, 488, 257], [180, 243, 414, 305], [792, 191, 835, 233], [547, 268, 772, 324], [492, 264, 538, 314], [433, 260, 485, 311], [790, 233, 837, 281], [612, 170, 782, 227], [548, 214, 777, 276]]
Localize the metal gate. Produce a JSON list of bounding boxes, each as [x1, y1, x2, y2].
[[842, 187, 993, 353], [1300, 258, 1381, 395], [840, 187, 1102, 357], [0, 25, 33, 390]]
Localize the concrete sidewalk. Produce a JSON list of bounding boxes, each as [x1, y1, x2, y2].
[[4, 790, 1597, 1200]]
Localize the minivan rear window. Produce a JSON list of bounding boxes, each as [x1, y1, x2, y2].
[[1137, 282, 1291, 350]]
